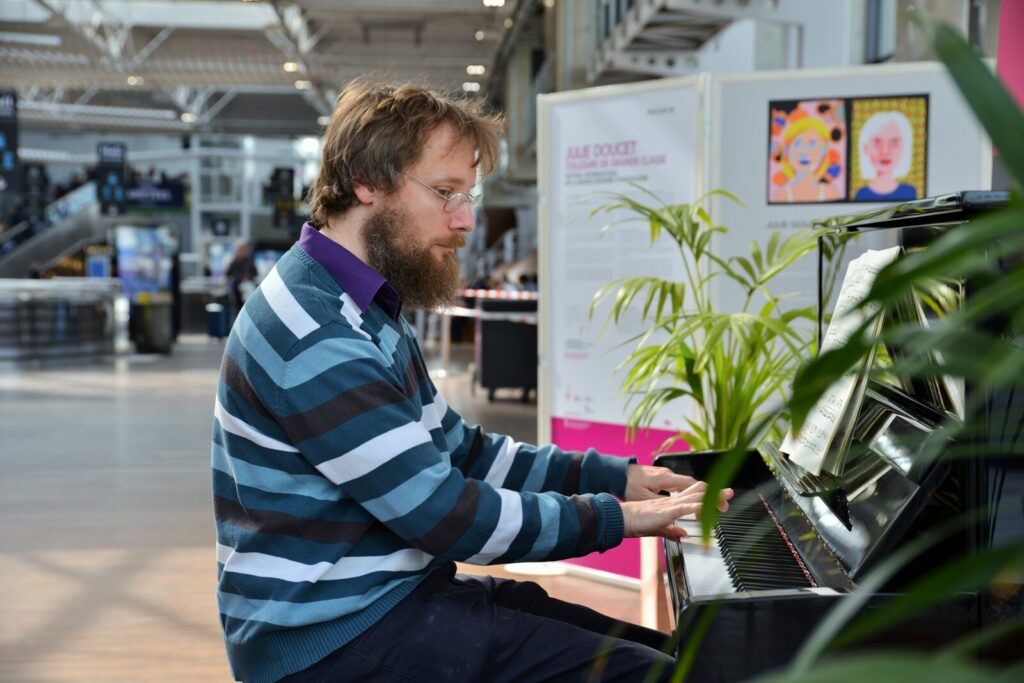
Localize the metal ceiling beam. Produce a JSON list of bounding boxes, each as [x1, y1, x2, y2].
[[17, 86, 192, 131], [128, 25, 174, 70], [20, 110, 192, 130], [197, 90, 237, 125], [18, 1, 278, 30], [165, 85, 214, 118], [19, 97, 180, 119], [34, 0, 139, 70], [75, 86, 97, 104], [31, 0, 108, 63], [0, 67, 473, 90], [265, 1, 332, 115], [0, 45, 90, 66]]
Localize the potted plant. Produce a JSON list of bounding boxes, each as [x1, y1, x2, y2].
[[588, 186, 833, 452]]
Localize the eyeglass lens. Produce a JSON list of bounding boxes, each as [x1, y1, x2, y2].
[[444, 194, 469, 213]]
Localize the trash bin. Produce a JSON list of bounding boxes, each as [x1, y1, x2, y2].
[[133, 296, 173, 354], [206, 302, 228, 339]]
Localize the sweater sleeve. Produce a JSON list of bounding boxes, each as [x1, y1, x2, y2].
[[276, 337, 624, 565], [432, 388, 633, 499]]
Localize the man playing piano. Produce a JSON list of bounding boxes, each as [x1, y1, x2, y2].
[[211, 78, 732, 683]]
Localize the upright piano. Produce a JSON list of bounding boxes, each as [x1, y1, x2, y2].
[[654, 191, 1023, 681]]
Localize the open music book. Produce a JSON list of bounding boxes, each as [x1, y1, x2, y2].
[[781, 247, 901, 475], [780, 245, 963, 477]]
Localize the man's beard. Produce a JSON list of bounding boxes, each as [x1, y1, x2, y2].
[[361, 205, 466, 311]]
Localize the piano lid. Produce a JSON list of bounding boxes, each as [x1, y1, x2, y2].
[[812, 190, 1011, 232]]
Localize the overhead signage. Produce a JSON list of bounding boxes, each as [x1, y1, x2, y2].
[[267, 166, 296, 231], [125, 181, 186, 210], [96, 142, 127, 215]]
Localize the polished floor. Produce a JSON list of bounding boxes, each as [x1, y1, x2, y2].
[[0, 336, 649, 682]]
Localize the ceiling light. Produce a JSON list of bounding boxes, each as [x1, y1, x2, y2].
[[126, 75, 144, 86], [503, 18, 514, 29], [317, 115, 331, 126], [466, 64, 486, 76], [474, 30, 485, 41], [543, 0, 555, 7], [283, 61, 299, 72], [294, 79, 312, 90], [180, 112, 196, 123], [462, 82, 481, 93], [482, 0, 505, 7]]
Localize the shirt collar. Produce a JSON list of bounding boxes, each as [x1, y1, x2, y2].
[[297, 222, 402, 319]]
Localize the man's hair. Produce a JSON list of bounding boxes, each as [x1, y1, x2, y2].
[[307, 79, 505, 227]]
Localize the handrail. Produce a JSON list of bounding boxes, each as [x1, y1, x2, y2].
[[0, 276, 122, 298], [0, 276, 125, 362]]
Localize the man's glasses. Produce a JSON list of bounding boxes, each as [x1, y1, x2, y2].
[[405, 172, 481, 214]]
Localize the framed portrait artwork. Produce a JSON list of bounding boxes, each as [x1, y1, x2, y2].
[[766, 94, 929, 205], [767, 99, 847, 204], [848, 94, 929, 202]]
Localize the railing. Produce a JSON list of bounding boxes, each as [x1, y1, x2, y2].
[[0, 277, 127, 362]]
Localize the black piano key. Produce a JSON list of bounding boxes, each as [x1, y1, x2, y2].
[[712, 497, 814, 590]]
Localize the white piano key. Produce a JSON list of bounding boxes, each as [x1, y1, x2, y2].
[[674, 513, 736, 597]]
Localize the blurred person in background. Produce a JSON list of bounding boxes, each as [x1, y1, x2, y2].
[[224, 239, 257, 322]]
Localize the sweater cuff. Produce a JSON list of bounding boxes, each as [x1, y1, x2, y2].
[[580, 448, 636, 499], [593, 492, 625, 551]]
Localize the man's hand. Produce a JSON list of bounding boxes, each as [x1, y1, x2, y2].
[[625, 463, 698, 501], [621, 480, 734, 541]]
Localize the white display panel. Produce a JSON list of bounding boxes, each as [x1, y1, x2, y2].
[[707, 63, 992, 313], [537, 78, 705, 581], [539, 78, 703, 443], [534, 63, 991, 581]]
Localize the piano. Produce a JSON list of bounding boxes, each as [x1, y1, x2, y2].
[[654, 191, 1023, 681]]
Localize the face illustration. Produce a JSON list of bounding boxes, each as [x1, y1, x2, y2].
[[865, 121, 904, 177], [786, 129, 827, 175], [361, 124, 475, 309]]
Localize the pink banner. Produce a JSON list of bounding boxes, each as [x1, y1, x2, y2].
[[998, 1, 1024, 110], [552, 417, 688, 579]]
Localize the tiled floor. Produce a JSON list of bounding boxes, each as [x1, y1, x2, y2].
[[0, 336, 649, 682]]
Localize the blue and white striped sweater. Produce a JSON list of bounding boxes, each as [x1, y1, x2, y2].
[[213, 244, 629, 683]]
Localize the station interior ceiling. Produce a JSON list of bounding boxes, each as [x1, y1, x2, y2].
[[1, 1, 1004, 140], [0, 0, 518, 137]]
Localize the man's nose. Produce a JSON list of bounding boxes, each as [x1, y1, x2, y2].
[[449, 202, 476, 232]]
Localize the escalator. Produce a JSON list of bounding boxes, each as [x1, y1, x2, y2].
[[0, 183, 103, 278]]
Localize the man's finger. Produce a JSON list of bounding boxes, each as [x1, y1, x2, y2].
[[657, 471, 697, 492]]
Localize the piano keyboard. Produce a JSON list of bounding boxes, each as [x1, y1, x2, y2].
[[674, 494, 816, 598]]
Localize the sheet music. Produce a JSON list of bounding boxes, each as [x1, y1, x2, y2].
[[781, 247, 902, 475]]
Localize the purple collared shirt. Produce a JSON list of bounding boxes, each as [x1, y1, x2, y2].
[[297, 222, 402, 319]]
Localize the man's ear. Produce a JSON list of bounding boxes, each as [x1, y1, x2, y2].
[[352, 182, 377, 206]]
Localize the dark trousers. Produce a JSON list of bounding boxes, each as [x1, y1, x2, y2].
[[279, 563, 677, 682]]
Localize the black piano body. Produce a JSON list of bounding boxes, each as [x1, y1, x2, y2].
[[653, 192, 1023, 681], [656, 400, 977, 679]]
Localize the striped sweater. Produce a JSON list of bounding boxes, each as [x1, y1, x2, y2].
[[212, 242, 630, 683]]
